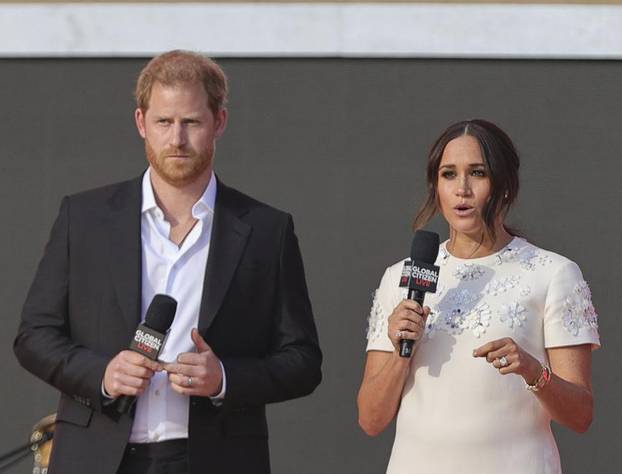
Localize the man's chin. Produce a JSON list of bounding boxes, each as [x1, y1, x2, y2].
[[152, 163, 211, 188]]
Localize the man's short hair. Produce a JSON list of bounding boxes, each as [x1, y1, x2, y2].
[[135, 50, 228, 114]]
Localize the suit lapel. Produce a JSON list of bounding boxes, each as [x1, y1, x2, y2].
[[198, 181, 251, 333], [106, 177, 143, 332]]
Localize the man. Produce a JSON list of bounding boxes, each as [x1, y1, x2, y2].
[[14, 50, 322, 474]]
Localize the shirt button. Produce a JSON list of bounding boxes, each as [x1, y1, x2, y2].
[[155, 390, 160, 396]]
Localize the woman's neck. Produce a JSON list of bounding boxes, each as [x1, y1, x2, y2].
[[447, 226, 513, 259]]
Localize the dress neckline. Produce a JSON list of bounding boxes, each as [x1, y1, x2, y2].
[[440, 236, 524, 264]]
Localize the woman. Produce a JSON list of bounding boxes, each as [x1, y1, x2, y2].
[[358, 119, 599, 473]]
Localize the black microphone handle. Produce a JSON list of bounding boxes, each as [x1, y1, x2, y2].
[[399, 289, 426, 358], [115, 394, 136, 415]]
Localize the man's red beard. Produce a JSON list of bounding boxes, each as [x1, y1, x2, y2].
[[145, 140, 214, 187]]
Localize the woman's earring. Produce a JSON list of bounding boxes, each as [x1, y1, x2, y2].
[[504, 191, 509, 199]]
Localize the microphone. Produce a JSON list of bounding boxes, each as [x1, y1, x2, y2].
[[115, 294, 177, 415], [400, 230, 440, 358]]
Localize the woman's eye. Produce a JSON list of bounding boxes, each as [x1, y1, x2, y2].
[[440, 170, 455, 179], [471, 169, 487, 177]]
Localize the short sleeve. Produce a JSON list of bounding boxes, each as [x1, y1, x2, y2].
[[366, 263, 405, 352], [543, 261, 600, 350]]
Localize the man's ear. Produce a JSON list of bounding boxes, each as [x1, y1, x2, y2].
[[135, 108, 147, 139], [214, 108, 228, 139]]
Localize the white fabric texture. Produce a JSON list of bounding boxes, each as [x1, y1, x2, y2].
[[366, 237, 600, 474]]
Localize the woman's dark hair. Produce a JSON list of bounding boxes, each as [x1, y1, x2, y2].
[[413, 119, 520, 242]]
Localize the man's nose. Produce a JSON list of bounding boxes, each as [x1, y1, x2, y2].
[[170, 122, 187, 148]]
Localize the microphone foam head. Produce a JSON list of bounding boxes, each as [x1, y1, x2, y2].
[[411, 230, 440, 264], [144, 294, 177, 333]]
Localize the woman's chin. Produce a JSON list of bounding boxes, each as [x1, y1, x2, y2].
[[447, 220, 485, 239]]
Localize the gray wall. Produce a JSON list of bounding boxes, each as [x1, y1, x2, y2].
[[1, 58, 620, 473]]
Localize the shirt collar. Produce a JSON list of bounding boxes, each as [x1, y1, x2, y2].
[[141, 168, 217, 219]]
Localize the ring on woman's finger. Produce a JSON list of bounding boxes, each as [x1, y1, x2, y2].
[[395, 330, 403, 338], [499, 356, 509, 367], [187, 376, 193, 387]]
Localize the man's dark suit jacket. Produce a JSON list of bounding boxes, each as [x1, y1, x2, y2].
[[14, 175, 322, 474]]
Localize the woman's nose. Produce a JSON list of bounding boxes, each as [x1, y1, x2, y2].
[[455, 176, 471, 196]]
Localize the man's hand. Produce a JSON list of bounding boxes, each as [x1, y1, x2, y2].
[[103, 350, 161, 398], [163, 328, 223, 397]]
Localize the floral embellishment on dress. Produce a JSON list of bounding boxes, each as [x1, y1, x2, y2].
[[429, 295, 491, 338], [438, 246, 450, 266], [499, 302, 527, 328], [484, 276, 520, 296], [515, 246, 538, 270], [496, 246, 521, 266], [366, 291, 387, 341], [454, 263, 485, 281], [424, 310, 441, 338], [435, 288, 479, 335], [463, 303, 492, 338], [516, 246, 554, 271], [562, 281, 599, 336], [495, 239, 553, 271], [536, 254, 553, 267], [520, 286, 531, 296]]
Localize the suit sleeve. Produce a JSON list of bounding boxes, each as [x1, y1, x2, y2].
[[14, 197, 110, 412], [220, 215, 322, 406]]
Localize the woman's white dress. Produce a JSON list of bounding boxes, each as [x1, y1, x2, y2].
[[366, 237, 600, 474]]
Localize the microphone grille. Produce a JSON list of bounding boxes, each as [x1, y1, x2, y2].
[[144, 294, 177, 333], [410, 230, 440, 264]]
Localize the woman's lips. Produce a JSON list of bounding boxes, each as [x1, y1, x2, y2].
[[453, 205, 475, 217]]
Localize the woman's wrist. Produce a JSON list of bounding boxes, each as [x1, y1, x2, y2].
[[522, 356, 544, 385], [391, 350, 412, 369], [524, 363, 552, 392]]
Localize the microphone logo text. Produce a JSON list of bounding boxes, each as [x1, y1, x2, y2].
[[133, 330, 162, 353]]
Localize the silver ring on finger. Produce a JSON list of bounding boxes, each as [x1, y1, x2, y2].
[[187, 376, 193, 387], [499, 356, 509, 368], [395, 330, 402, 338]]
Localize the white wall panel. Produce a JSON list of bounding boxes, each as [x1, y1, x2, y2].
[[0, 3, 620, 58]]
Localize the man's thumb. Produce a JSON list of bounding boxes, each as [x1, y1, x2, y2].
[[191, 328, 210, 353]]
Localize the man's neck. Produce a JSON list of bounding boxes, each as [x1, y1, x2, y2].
[[149, 168, 212, 227]]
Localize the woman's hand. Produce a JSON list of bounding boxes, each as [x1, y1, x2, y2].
[[472, 337, 542, 383], [387, 300, 431, 353], [473, 339, 594, 432]]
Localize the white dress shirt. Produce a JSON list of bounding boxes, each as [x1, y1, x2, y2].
[[129, 168, 223, 443]]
